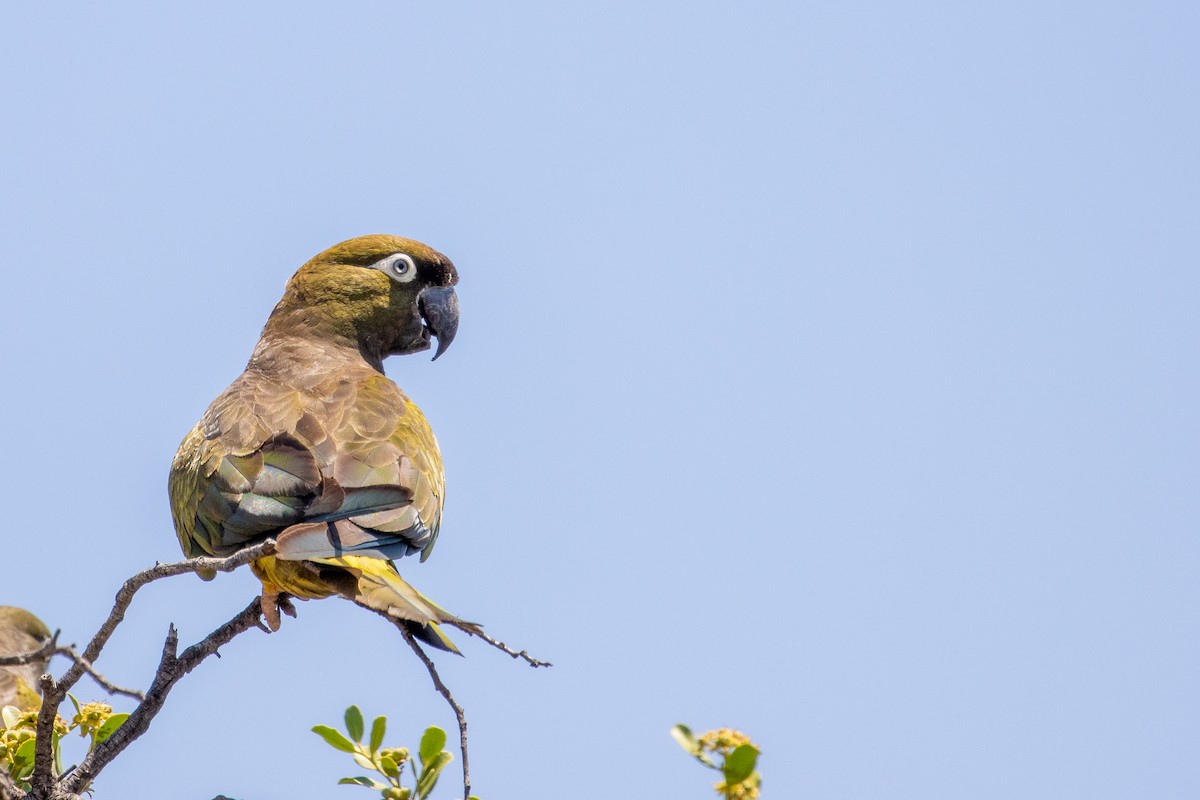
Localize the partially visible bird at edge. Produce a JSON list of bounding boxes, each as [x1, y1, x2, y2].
[[168, 234, 477, 652], [0, 606, 52, 709]]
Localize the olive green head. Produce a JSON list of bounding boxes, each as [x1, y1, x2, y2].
[[264, 234, 460, 362]]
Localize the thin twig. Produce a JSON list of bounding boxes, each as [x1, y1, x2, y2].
[[62, 540, 276, 699], [0, 630, 58, 667], [359, 609, 550, 799], [396, 625, 471, 800], [0, 635, 142, 703], [53, 646, 145, 702], [2, 636, 148, 703], [446, 621, 553, 668], [61, 598, 264, 796]]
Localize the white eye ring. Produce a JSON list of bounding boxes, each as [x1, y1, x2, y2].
[[375, 253, 418, 283]]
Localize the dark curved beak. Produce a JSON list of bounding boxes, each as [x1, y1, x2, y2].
[[418, 286, 459, 361]]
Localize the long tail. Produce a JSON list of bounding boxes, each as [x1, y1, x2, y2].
[[323, 555, 476, 654]]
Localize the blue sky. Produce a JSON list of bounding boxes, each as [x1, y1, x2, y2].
[[1, 2, 1197, 798]]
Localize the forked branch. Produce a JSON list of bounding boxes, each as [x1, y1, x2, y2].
[[9, 538, 549, 800], [24, 543, 276, 800]]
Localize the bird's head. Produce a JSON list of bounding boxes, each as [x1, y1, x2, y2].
[[264, 234, 460, 363], [0, 606, 51, 644]]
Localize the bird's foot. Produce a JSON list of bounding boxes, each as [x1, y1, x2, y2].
[[259, 587, 296, 632], [279, 594, 297, 619]]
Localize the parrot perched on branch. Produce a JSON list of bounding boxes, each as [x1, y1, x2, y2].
[[168, 234, 472, 652], [0, 606, 51, 709]]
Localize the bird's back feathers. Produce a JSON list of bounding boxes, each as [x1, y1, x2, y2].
[[170, 367, 443, 563]]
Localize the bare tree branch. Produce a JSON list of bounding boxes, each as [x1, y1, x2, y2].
[[6, 538, 548, 800], [0, 632, 142, 702], [51, 647, 144, 703], [447, 622, 553, 668], [60, 598, 264, 797], [0, 766, 22, 800], [30, 673, 58, 798], [59, 540, 276, 701], [0, 632, 58, 668], [356, 610, 552, 800], [396, 624, 472, 800], [22, 543, 274, 800]]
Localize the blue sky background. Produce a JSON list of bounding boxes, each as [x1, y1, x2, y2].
[[1, 2, 1197, 798]]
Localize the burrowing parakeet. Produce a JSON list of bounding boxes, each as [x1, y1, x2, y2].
[[0, 606, 51, 709], [168, 234, 471, 651]]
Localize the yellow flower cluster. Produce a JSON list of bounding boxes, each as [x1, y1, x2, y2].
[[72, 702, 113, 737], [0, 710, 68, 765], [378, 747, 409, 779], [697, 728, 754, 757], [697, 728, 761, 800], [1, 725, 34, 764], [714, 776, 761, 800], [379, 747, 409, 763]]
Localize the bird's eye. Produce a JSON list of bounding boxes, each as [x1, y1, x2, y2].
[[375, 253, 418, 283]]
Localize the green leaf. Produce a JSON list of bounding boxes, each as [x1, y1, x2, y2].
[[380, 756, 399, 778], [95, 713, 130, 745], [671, 724, 720, 768], [369, 715, 387, 754], [12, 738, 36, 777], [67, 694, 82, 716], [722, 743, 760, 785], [670, 724, 700, 755], [416, 750, 451, 799], [418, 726, 446, 766], [338, 776, 388, 790], [52, 727, 64, 775], [344, 705, 365, 743], [351, 752, 377, 771], [1, 705, 21, 728], [312, 725, 357, 753]]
